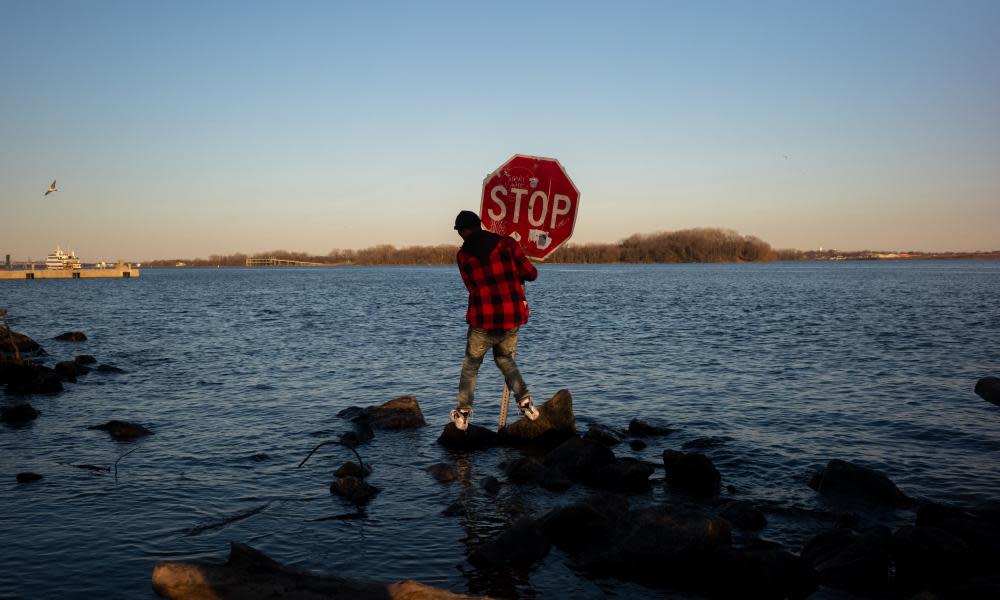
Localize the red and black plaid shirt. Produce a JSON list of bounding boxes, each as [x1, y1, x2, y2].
[[457, 232, 538, 331]]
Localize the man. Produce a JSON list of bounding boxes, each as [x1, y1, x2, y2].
[[451, 210, 540, 431]]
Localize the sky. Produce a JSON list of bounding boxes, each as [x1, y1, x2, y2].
[[1, 0, 998, 261]]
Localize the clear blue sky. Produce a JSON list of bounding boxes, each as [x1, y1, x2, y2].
[[2, 1, 998, 260]]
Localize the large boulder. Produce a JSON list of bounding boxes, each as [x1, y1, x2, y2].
[[801, 527, 891, 594], [975, 377, 1000, 407], [437, 423, 501, 450], [467, 517, 551, 569], [662, 450, 721, 496], [711, 540, 818, 600], [809, 459, 910, 508], [915, 502, 1000, 581], [891, 525, 971, 593], [541, 494, 632, 556], [151, 542, 480, 599], [364, 396, 426, 430], [3, 363, 63, 395], [0, 330, 43, 356], [54, 331, 87, 341], [1, 402, 40, 425], [503, 389, 576, 447], [88, 420, 153, 441]]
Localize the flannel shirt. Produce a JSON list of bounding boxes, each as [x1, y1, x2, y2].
[[457, 234, 538, 331]]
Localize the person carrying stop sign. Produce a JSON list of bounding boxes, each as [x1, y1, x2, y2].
[[449, 210, 540, 431]]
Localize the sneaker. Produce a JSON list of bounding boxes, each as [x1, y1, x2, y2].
[[517, 395, 540, 421], [450, 407, 471, 431]]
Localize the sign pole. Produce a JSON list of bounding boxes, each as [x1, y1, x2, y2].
[[497, 337, 518, 429]]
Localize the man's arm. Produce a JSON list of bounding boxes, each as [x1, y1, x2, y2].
[[457, 251, 474, 292], [510, 239, 538, 282]]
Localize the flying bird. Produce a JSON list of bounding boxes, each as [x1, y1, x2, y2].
[[44, 180, 58, 196]]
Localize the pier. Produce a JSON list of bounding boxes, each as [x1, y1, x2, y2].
[[0, 265, 139, 280], [245, 258, 329, 267]]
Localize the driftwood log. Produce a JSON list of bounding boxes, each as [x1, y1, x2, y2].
[[151, 542, 484, 600]]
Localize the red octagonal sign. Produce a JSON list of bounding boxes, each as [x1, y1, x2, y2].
[[480, 154, 580, 261]]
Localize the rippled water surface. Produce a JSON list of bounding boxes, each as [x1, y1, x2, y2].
[[2, 262, 999, 598]]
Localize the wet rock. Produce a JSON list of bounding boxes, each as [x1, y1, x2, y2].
[[801, 527, 891, 593], [334, 461, 370, 478], [1, 330, 43, 356], [426, 463, 459, 483], [330, 476, 379, 505], [543, 436, 616, 482], [467, 517, 551, 569], [589, 457, 655, 493], [74, 354, 97, 365], [720, 500, 767, 531], [442, 501, 466, 517], [3, 363, 63, 395], [88, 420, 153, 441], [506, 456, 572, 491], [481, 475, 501, 494], [1, 402, 40, 424], [151, 542, 480, 599], [16, 472, 43, 483], [891, 525, 971, 592], [628, 439, 647, 451], [711, 540, 818, 600], [336, 405, 366, 420], [541, 494, 631, 556], [627, 418, 674, 437], [95, 364, 126, 374], [437, 422, 501, 450], [916, 502, 1000, 564], [975, 377, 1000, 407], [364, 396, 426, 430], [504, 389, 577, 447], [662, 449, 721, 496], [584, 423, 624, 446], [55, 360, 90, 381], [682, 436, 732, 450], [809, 459, 910, 508], [338, 420, 374, 447], [54, 331, 87, 342]]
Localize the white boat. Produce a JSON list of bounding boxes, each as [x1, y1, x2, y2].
[[46, 246, 82, 270]]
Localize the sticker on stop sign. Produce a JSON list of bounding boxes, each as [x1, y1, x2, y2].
[[480, 155, 580, 260]]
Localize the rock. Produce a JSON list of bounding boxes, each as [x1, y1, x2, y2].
[[88, 420, 153, 441], [1, 403, 40, 424], [891, 525, 971, 592], [16, 472, 43, 483], [151, 542, 480, 599], [808, 459, 910, 508], [540, 494, 631, 555], [334, 461, 370, 478], [339, 421, 374, 447], [588, 457, 655, 493], [584, 423, 624, 446], [975, 377, 1000, 407], [330, 476, 379, 505], [0, 330, 43, 355], [506, 457, 572, 492], [504, 389, 577, 447], [543, 436, 616, 481], [662, 450, 721, 496], [95, 364, 126, 374], [364, 396, 426, 430], [336, 406, 366, 420], [3, 363, 63, 395], [467, 517, 551, 569], [426, 463, 459, 483], [628, 439, 647, 451], [627, 418, 674, 437], [55, 360, 90, 381], [720, 500, 767, 531], [711, 540, 818, 600], [437, 422, 501, 449], [442, 501, 466, 517], [481, 476, 501, 494], [54, 331, 87, 341], [74, 354, 97, 365], [916, 502, 1000, 565], [682, 436, 732, 450], [800, 527, 891, 593]]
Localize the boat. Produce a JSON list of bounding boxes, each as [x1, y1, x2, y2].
[[45, 246, 82, 270]]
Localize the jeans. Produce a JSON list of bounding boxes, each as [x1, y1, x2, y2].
[[456, 326, 529, 409]]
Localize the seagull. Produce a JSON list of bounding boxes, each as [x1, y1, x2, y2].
[[44, 180, 58, 196]]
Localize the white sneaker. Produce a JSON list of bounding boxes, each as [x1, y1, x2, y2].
[[450, 407, 471, 431], [517, 396, 540, 421]]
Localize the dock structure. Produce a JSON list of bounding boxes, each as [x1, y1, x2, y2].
[[245, 257, 328, 267], [1, 265, 139, 280]]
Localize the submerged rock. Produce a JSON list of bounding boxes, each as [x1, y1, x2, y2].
[[95, 364, 126, 374], [809, 459, 909, 508], [662, 450, 721, 496], [88, 420, 153, 441], [589, 457, 655, 493], [365, 395, 426, 430], [481, 475, 501, 494], [543, 436, 616, 481], [719, 500, 767, 531], [55, 360, 90, 381], [54, 331, 87, 342], [504, 389, 577, 446], [682, 436, 732, 450], [506, 456, 572, 491], [16, 472, 43, 483], [426, 463, 459, 483], [975, 376, 1000, 407], [627, 418, 674, 438], [1, 402, 40, 425], [151, 542, 480, 599], [583, 423, 624, 446], [628, 439, 647, 451], [711, 540, 818, 600], [74, 354, 97, 365], [800, 526, 891, 594], [330, 476, 379, 505], [467, 517, 551, 569]]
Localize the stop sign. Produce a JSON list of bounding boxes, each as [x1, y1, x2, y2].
[[480, 154, 580, 260]]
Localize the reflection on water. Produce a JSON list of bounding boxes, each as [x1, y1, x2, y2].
[[1, 261, 999, 598]]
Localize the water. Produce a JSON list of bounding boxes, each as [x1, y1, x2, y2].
[[2, 261, 999, 599]]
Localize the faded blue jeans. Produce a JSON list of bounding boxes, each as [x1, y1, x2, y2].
[[456, 326, 529, 410]]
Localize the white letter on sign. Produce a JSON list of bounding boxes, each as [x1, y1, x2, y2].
[[550, 194, 571, 228], [488, 185, 507, 221], [510, 188, 528, 223], [527, 191, 548, 227]]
